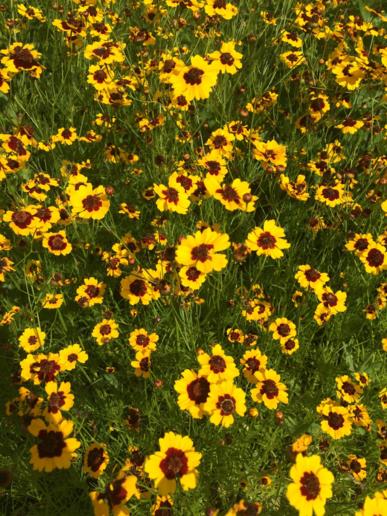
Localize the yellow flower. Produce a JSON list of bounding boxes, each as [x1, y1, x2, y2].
[[169, 55, 219, 101], [59, 344, 88, 371], [176, 228, 230, 274], [245, 220, 290, 259], [204, 381, 246, 427], [292, 434, 313, 454], [19, 327, 46, 353], [359, 243, 386, 275], [204, 0, 238, 20], [286, 454, 334, 516], [269, 318, 297, 342], [355, 490, 387, 516], [346, 455, 367, 482], [315, 182, 348, 207], [251, 368, 288, 409], [315, 287, 347, 315], [197, 343, 239, 383], [335, 375, 362, 403], [153, 182, 191, 214], [295, 265, 330, 292], [336, 118, 364, 134], [128, 328, 158, 352], [174, 369, 211, 419], [120, 272, 160, 305], [204, 176, 257, 212], [75, 277, 106, 307], [92, 319, 119, 346], [44, 381, 74, 416], [320, 404, 352, 439], [42, 230, 72, 256], [28, 417, 80, 472], [280, 50, 306, 68], [240, 348, 268, 383], [209, 41, 243, 75], [252, 139, 287, 168], [131, 349, 152, 378], [83, 443, 109, 478], [69, 183, 110, 220], [144, 431, 202, 495], [42, 293, 64, 309]]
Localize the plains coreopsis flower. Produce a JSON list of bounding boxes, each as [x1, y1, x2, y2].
[[204, 381, 246, 427], [28, 417, 80, 472], [286, 454, 334, 516], [145, 432, 202, 495], [245, 220, 290, 259], [175, 228, 230, 274], [174, 369, 211, 419], [169, 55, 219, 101]]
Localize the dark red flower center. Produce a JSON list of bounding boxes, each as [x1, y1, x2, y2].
[[327, 411, 344, 429], [261, 379, 279, 399], [159, 448, 188, 479], [48, 391, 66, 413], [217, 394, 236, 415], [300, 472, 320, 500], [82, 194, 103, 212], [322, 187, 340, 201], [187, 377, 210, 404], [367, 248, 384, 267], [183, 67, 204, 85], [257, 232, 276, 249], [191, 244, 213, 262], [220, 52, 234, 66], [305, 268, 320, 282], [48, 234, 67, 251], [87, 447, 105, 472], [37, 430, 66, 458], [129, 279, 147, 297], [12, 210, 33, 228], [209, 355, 226, 373]]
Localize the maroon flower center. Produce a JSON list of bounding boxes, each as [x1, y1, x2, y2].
[[68, 353, 78, 362], [186, 267, 201, 281], [191, 244, 213, 262], [214, 0, 226, 8], [32, 359, 60, 382], [261, 379, 279, 399], [209, 355, 226, 373], [82, 194, 103, 212], [367, 248, 384, 267], [284, 339, 296, 350], [310, 98, 325, 112], [350, 460, 361, 473], [37, 430, 66, 458], [48, 234, 67, 251], [183, 67, 204, 85], [300, 472, 320, 500], [35, 207, 51, 222], [246, 357, 260, 372], [99, 324, 112, 336], [85, 285, 100, 298], [212, 135, 227, 148], [322, 293, 337, 307], [218, 185, 240, 203], [354, 238, 368, 251], [28, 336, 38, 345], [187, 377, 210, 404], [87, 447, 105, 472], [304, 268, 320, 282], [217, 395, 236, 415], [48, 391, 66, 413], [106, 479, 128, 507], [341, 381, 355, 395], [139, 357, 149, 371], [163, 187, 179, 204], [176, 175, 193, 191], [220, 52, 234, 66], [257, 232, 276, 249], [277, 323, 290, 337], [129, 279, 147, 297], [136, 334, 150, 347], [163, 59, 176, 73], [327, 411, 344, 429], [12, 47, 38, 69], [322, 187, 340, 201], [159, 448, 188, 479], [93, 69, 108, 83], [12, 210, 33, 228]]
